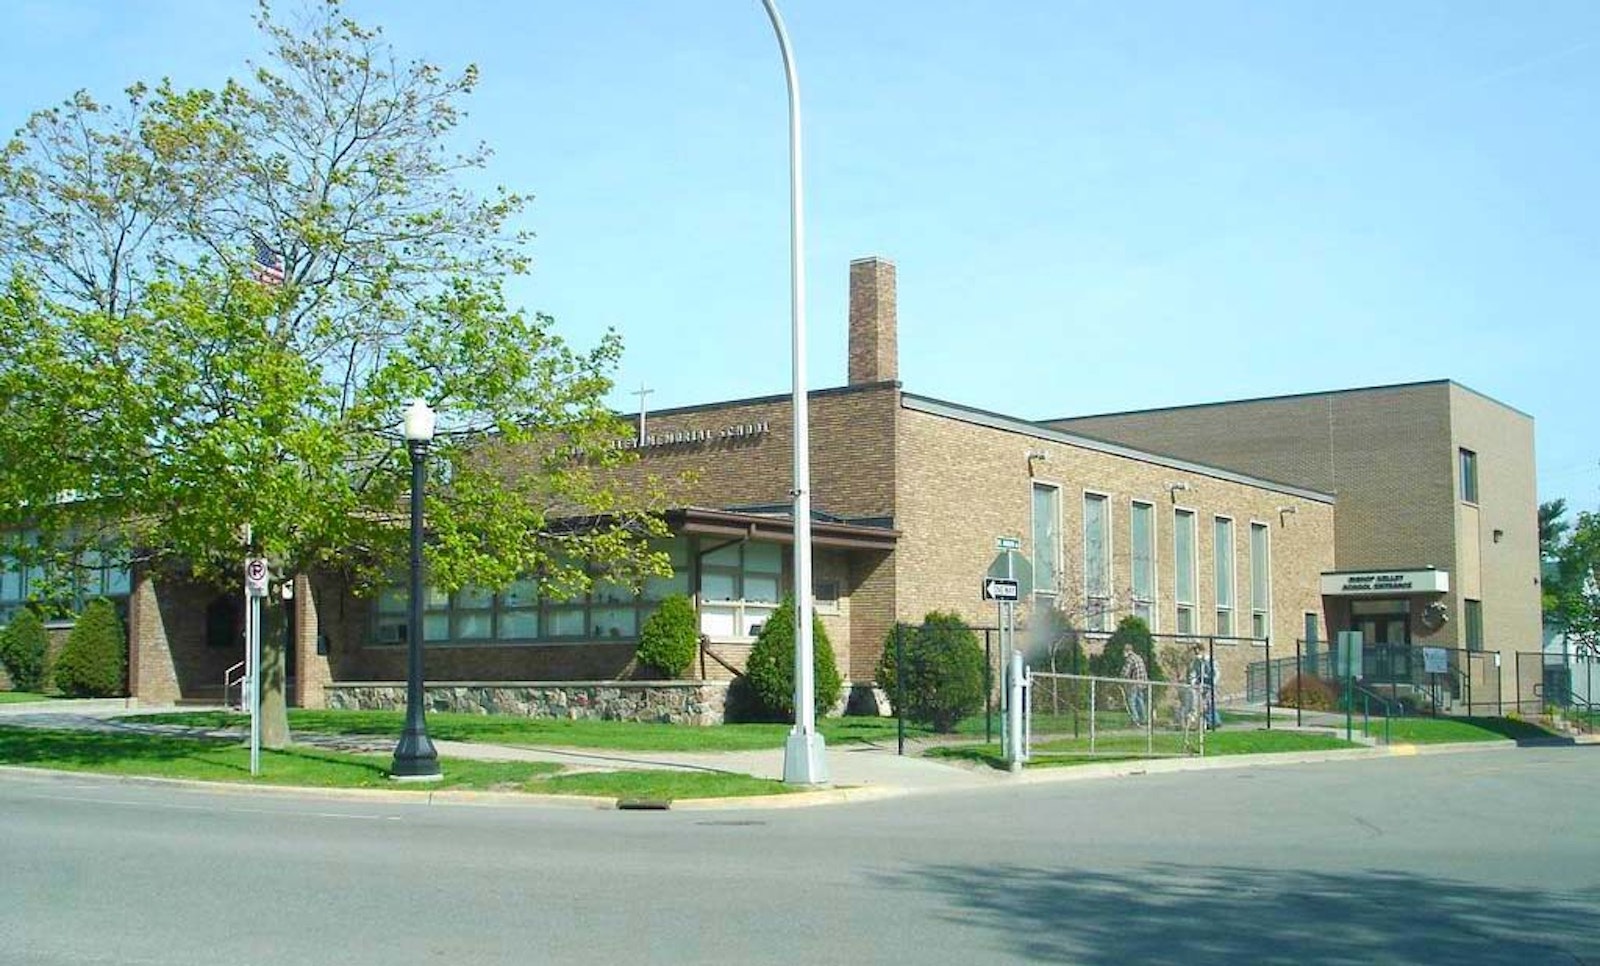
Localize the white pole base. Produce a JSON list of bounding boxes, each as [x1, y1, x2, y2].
[[782, 731, 830, 785]]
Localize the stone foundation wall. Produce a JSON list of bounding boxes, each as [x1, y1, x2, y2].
[[325, 680, 731, 726]]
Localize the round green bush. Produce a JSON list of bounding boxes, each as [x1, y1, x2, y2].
[[636, 594, 698, 678], [53, 598, 127, 698], [876, 612, 985, 732], [0, 607, 51, 692], [743, 597, 841, 720], [1092, 615, 1161, 681]]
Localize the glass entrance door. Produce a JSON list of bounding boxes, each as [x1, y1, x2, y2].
[[1350, 599, 1410, 682]]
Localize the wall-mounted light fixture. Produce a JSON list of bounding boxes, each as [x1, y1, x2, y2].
[[1277, 504, 1298, 526], [1027, 450, 1048, 476], [1167, 481, 1191, 502], [1493, 528, 1504, 544]]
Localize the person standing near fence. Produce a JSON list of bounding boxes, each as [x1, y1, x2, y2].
[[1122, 648, 1149, 727], [1186, 645, 1221, 730]]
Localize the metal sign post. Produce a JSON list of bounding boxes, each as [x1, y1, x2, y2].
[[1337, 630, 1363, 743], [244, 557, 269, 776], [984, 540, 1026, 769]]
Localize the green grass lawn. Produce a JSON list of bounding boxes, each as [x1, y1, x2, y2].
[[0, 691, 56, 704], [0, 726, 791, 800], [1375, 716, 1558, 744], [930, 728, 1361, 771], [122, 708, 939, 752]]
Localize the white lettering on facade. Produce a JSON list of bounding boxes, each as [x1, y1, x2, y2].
[[615, 421, 770, 452]]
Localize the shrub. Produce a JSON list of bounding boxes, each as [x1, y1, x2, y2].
[[0, 608, 50, 692], [1277, 673, 1338, 711], [53, 598, 127, 698], [635, 594, 698, 678], [876, 613, 986, 732], [742, 597, 841, 720]]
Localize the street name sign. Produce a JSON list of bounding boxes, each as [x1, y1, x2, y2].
[[982, 578, 1020, 602], [995, 536, 1022, 551]]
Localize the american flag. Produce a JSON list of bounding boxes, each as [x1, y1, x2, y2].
[[252, 235, 285, 286]]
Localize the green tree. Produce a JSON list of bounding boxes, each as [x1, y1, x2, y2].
[[1549, 510, 1600, 657], [743, 597, 842, 720], [635, 595, 698, 679], [53, 599, 127, 698], [0, 2, 667, 745], [1092, 615, 1160, 680], [0, 608, 50, 693], [876, 613, 986, 733]]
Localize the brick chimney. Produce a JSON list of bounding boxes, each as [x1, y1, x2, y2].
[[848, 256, 898, 385]]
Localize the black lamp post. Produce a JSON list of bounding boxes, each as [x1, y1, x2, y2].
[[391, 398, 442, 781]]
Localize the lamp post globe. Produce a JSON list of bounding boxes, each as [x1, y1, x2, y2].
[[392, 397, 442, 780]]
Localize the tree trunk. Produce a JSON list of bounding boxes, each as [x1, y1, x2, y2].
[[259, 599, 291, 749]]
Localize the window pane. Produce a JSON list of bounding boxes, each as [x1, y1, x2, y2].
[[703, 542, 741, 567], [1250, 523, 1269, 611], [643, 571, 690, 601], [1214, 518, 1234, 609], [454, 611, 492, 640], [1174, 510, 1196, 604], [425, 586, 450, 610], [424, 613, 450, 642], [0, 562, 19, 603], [744, 574, 780, 604], [702, 571, 738, 601], [1033, 484, 1060, 595], [498, 609, 538, 640], [103, 558, 131, 596], [1304, 613, 1320, 644], [592, 607, 636, 639], [1465, 599, 1483, 651], [378, 585, 407, 614], [1217, 609, 1233, 637], [1131, 502, 1154, 603], [1459, 449, 1479, 503], [1253, 612, 1269, 639], [1176, 606, 1195, 635], [591, 578, 634, 604], [744, 542, 783, 574], [655, 536, 690, 568], [502, 579, 538, 610], [456, 585, 494, 610], [546, 607, 586, 638], [1084, 494, 1109, 599]]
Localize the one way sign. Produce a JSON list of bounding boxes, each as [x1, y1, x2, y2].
[[982, 578, 1020, 602]]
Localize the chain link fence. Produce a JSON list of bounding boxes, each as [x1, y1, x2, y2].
[[1026, 671, 1206, 758]]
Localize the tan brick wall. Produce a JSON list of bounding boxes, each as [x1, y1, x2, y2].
[[603, 383, 899, 522], [1449, 384, 1541, 700], [1050, 382, 1459, 576], [849, 258, 898, 385], [889, 406, 1337, 695], [293, 573, 333, 709], [129, 569, 235, 705]]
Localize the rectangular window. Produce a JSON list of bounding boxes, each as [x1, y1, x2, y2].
[[1459, 448, 1479, 503], [697, 539, 784, 641], [376, 536, 696, 645], [1174, 508, 1196, 635], [1464, 599, 1483, 651], [1250, 522, 1270, 639], [1214, 516, 1235, 637], [1032, 483, 1060, 597], [1130, 501, 1156, 630], [1304, 612, 1320, 646], [1083, 492, 1111, 631]]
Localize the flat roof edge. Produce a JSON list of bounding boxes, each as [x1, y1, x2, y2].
[[627, 381, 900, 421], [902, 393, 1337, 504], [1040, 378, 1533, 423]]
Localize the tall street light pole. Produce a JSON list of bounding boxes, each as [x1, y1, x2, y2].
[[391, 398, 442, 781], [762, 0, 828, 786]]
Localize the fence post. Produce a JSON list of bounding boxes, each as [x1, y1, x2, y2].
[[1207, 639, 1217, 732], [1265, 635, 1272, 730], [1089, 678, 1097, 754], [1295, 637, 1303, 728], [895, 624, 906, 757], [984, 630, 993, 745]]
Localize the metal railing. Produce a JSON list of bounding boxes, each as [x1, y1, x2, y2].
[[224, 660, 247, 711]]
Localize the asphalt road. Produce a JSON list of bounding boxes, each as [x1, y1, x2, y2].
[[2, 746, 1596, 965]]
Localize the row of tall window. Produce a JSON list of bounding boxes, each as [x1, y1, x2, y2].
[[371, 535, 827, 646], [1032, 483, 1271, 639], [0, 535, 132, 627]]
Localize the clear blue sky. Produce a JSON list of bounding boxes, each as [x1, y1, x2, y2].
[[3, 2, 1596, 511]]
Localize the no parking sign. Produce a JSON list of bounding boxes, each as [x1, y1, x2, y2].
[[245, 558, 270, 598]]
